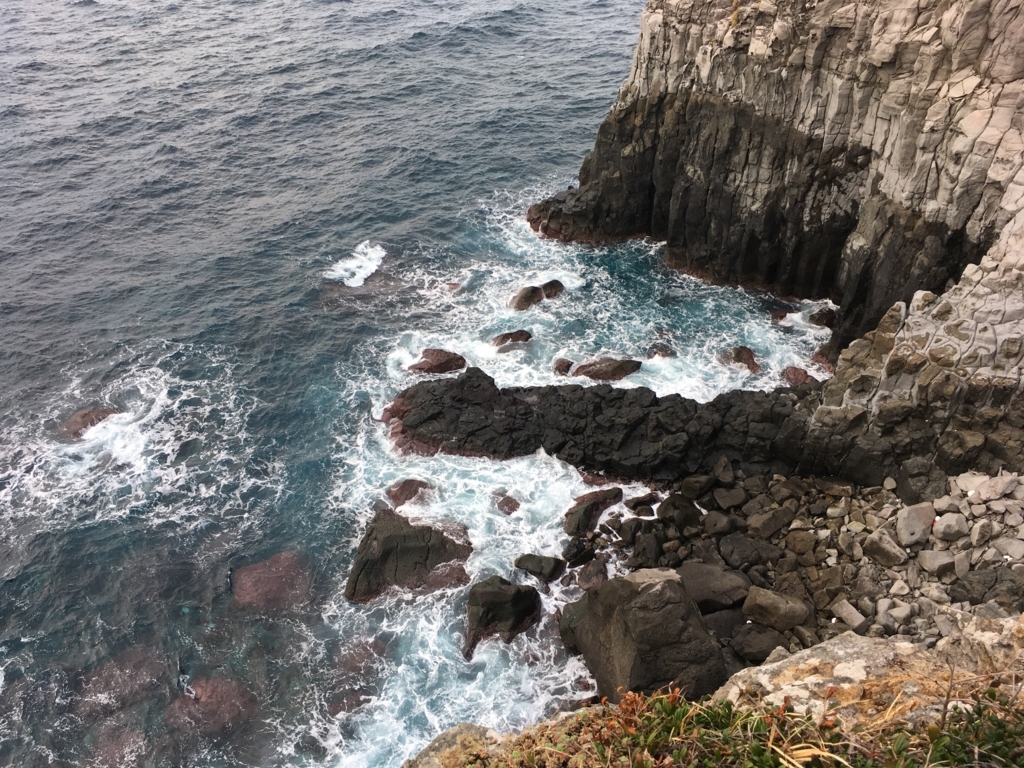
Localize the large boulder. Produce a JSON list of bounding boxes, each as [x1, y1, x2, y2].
[[563, 487, 623, 536], [510, 286, 545, 310], [408, 349, 466, 374], [492, 330, 532, 349], [387, 478, 433, 508], [572, 358, 642, 381], [558, 569, 726, 702], [514, 554, 566, 583], [463, 576, 542, 659], [721, 346, 761, 374], [165, 678, 257, 737], [540, 280, 564, 298], [61, 407, 120, 439], [677, 563, 750, 613], [231, 551, 312, 612], [742, 586, 810, 632], [344, 509, 472, 603]]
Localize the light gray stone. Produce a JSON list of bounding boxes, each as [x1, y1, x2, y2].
[[933, 513, 969, 541], [890, 579, 911, 596], [831, 599, 870, 634], [932, 496, 961, 514], [917, 550, 955, 576], [954, 551, 972, 579], [993, 538, 1024, 560], [978, 475, 1019, 502], [863, 529, 908, 567], [896, 503, 935, 546], [971, 519, 995, 548], [742, 586, 810, 632]]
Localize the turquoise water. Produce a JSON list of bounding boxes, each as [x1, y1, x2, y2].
[[0, 1, 831, 764]]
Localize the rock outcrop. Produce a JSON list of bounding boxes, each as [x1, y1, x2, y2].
[[344, 508, 473, 603], [528, 0, 1024, 356], [558, 569, 727, 702], [463, 576, 542, 659]]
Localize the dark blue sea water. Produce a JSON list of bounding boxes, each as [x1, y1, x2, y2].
[[0, 1, 833, 765]]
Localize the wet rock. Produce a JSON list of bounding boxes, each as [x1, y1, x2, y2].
[[577, 557, 608, 591], [553, 358, 574, 375], [510, 286, 545, 310], [562, 537, 596, 568], [344, 508, 472, 603], [493, 492, 520, 515], [770, 308, 791, 323], [165, 678, 257, 737], [783, 367, 817, 387], [408, 349, 466, 374], [677, 563, 750, 613], [232, 551, 312, 612], [563, 487, 623, 537], [560, 569, 726, 702], [647, 342, 676, 358], [463, 576, 541, 659], [721, 346, 761, 374], [492, 330, 532, 347], [61, 408, 120, 439], [514, 554, 566, 583], [387, 479, 432, 508], [718, 533, 782, 570], [730, 623, 788, 663], [572, 358, 642, 381], [625, 493, 660, 511], [808, 308, 837, 328], [540, 280, 564, 299], [74, 647, 168, 719], [742, 586, 810, 632]]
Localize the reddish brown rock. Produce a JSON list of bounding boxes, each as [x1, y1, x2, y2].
[[93, 724, 146, 768], [408, 349, 466, 374], [231, 551, 312, 612], [493, 329, 532, 346], [647, 342, 676, 358], [721, 346, 761, 374], [782, 367, 819, 387], [510, 286, 545, 310], [811, 347, 836, 374], [493, 492, 521, 515], [809, 307, 837, 328], [74, 647, 167, 718], [553, 358, 574, 375], [386, 478, 432, 508], [61, 408, 120, 439], [770, 308, 791, 322], [165, 678, 257, 736], [573, 358, 642, 381], [541, 280, 564, 298]]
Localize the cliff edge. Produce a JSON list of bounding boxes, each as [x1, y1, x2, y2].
[[528, 0, 1024, 353]]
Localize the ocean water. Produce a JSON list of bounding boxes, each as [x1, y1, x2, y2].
[[0, 1, 832, 765]]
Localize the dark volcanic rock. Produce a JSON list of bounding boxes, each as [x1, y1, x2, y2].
[[61, 408, 120, 439], [656, 493, 701, 529], [510, 286, 545, 310], [721, 346, 761, 374], [731, 623, 788, 663], [647, 342, 676, 358], [809, 308, 838, 328], [572, 358, 642, 381], [558, 569, 726, 702], [344, 508, 472, 603], [563, 487, 623, 536], [408, 349, 466, 374], [492, 330, 532, 347], [553, 358, 574, 375], [463, 576, 542, 659], [541, 280, 564, 298], [562, 537, 596, 568], [165, 678, 257, 737], [718, 533, 783, 570], [676, 563, 750, 613], [387, 478, 432, 508], [493, 492, 520, 515], [514, 554, 566, 583], [232, 551, 312, 612], [577, 556, 608, 591]]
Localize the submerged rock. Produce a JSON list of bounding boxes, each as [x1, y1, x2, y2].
[[408, 349, 466, 374], [559, 569, 726, 702], [61, 407, 120, 439], [509, 286, 545, 311], [74, 647, 168, 719], [231, 551, 312, 612], [463, 576, 542, 659], [492, 330, 532, 349], [165, 678, 257, 737], [386, 478, 433, 508], [344, 508, 472, 603], [553, 358, 574, 375], [721, 346, 761, 374], [540, 280, 564, 299]]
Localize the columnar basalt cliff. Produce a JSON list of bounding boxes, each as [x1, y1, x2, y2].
[[528, 0, 1024, 353]]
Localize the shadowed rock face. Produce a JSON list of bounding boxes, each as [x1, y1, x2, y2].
[[344, 508, 473, 603], [463, 576, 542, 659], [527, 0, 1024, 352], [231, 551, 312, 612]]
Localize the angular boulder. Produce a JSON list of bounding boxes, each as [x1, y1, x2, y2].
[[387, 478, 432, 508], [731, 623, 788, 663], [463, 576, 542, 659], [345, 509, 472, 603], [721, 346, 761, 374], [563, 487, 623, 536], [408, 349, 466, 374], [232, 551, 312, 612], [862, 529, 908, 567], [514, 554, 565, 583], [783, 367, 817, 387], [677, 563, 750, 613], [742, 586, 810, 632], [558, 569, 726, 702], [896, 502, 935, 546], [572, 358, 642, 381], [510, 286, 545, 310]]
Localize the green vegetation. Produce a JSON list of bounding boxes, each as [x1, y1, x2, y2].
[[454, 683, 1024, 768]]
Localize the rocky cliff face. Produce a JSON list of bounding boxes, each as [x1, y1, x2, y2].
[[528, 0, 1024, 351]]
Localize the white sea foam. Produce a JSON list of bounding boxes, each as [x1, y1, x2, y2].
[[324, 241, 388, 287]]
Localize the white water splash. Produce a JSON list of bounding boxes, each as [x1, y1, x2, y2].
[[325, 241, 388, 287]]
